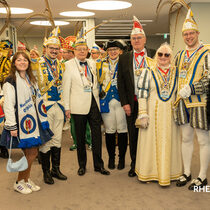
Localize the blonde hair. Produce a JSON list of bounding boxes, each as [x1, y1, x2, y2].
[[154, 42, 173, 66], [30, 49, 40, 58]]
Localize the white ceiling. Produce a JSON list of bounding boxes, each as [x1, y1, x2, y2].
[[0, 0, 210, 39]]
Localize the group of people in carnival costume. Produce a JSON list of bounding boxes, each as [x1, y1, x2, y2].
[[132, 9, 210, 189], [0, 6, 209, 195], [96, 8, 210, 189]]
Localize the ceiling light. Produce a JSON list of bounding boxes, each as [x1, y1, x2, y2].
[[60, 11, 95, 17], [30, 21, 69, 26], [0, 7, 33, 14], [78, 1, 132, 10]]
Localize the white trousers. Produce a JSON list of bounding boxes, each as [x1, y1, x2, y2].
[[39, 103, 64, 153], [102, 99, 127, 134], [180, 123, 210, 180]]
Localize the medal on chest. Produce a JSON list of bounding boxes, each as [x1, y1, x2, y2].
[[135, 69, 142, 76], [134, 56, 145, 76], [179, 69, 187, 79], [157, 67, 171, 99], [180, 61, 190, 79], [160, 83, 170, 99]]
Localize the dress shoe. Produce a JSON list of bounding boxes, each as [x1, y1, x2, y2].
[[78, 167, 86, 176], [95, 167, 110, 175], [128, 169, 136, 177], [188, 177, 208, 190], [176, 174, 191, 187]]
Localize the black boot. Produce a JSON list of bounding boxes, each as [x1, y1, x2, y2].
[[105, 133, 116, 170], [51, 147, 67, 180], [117, 133, 128, 170], [40, 151, 54, 184], [0, 146, 9, 159]]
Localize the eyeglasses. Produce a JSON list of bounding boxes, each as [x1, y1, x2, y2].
[[183, 31, 196, 37], [157, 52, 170, 58], [75, 48, 88, 52], [48, 47, 60, 51], [131, 37, 143, 41], [107, 47, 119, 52], [91, 52, 100, 55]]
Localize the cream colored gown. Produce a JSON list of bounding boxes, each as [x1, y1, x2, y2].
[[135, 67, 182, 186]]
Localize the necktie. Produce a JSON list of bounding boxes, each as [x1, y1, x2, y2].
[[135, 51, 145, 59], [80, 61, 88, 77], [80, 61, 87, 66]]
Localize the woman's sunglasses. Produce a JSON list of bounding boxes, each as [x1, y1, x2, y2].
[[157, 52, 170, 57]]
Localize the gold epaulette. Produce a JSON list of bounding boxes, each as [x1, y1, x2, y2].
[[146, 56, 155, 68], [96, 60, 108, 84], [204, 44, 210, 51]]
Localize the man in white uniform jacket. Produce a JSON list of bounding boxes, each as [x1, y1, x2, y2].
[[63, 38, 110, 176]]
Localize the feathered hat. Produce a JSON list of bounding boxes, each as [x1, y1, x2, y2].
[[74, 38, 87, 48], [45, 26, 61, 46], [182, 9, 199, 33], [131, 16, 145, 36], [59, 36, 76, 51]]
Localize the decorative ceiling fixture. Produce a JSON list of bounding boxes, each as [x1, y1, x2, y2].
[[30, 20, 69, 26], [77, 0, 132, 10], [0, 7, 33, 14], [0, 0, 10, 36], [156, 0, 190, 48], [60, 11, 95, 17]]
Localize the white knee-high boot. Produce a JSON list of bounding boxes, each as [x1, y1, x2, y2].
[[196, 129, 210, 181]]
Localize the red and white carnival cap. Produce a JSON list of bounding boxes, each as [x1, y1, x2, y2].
[[131, 16, 145, 36], [17, 41, 26, 50]]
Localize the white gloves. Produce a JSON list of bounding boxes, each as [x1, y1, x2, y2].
[[179, 84, 191, 99], [135, 114, 149, 129]]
